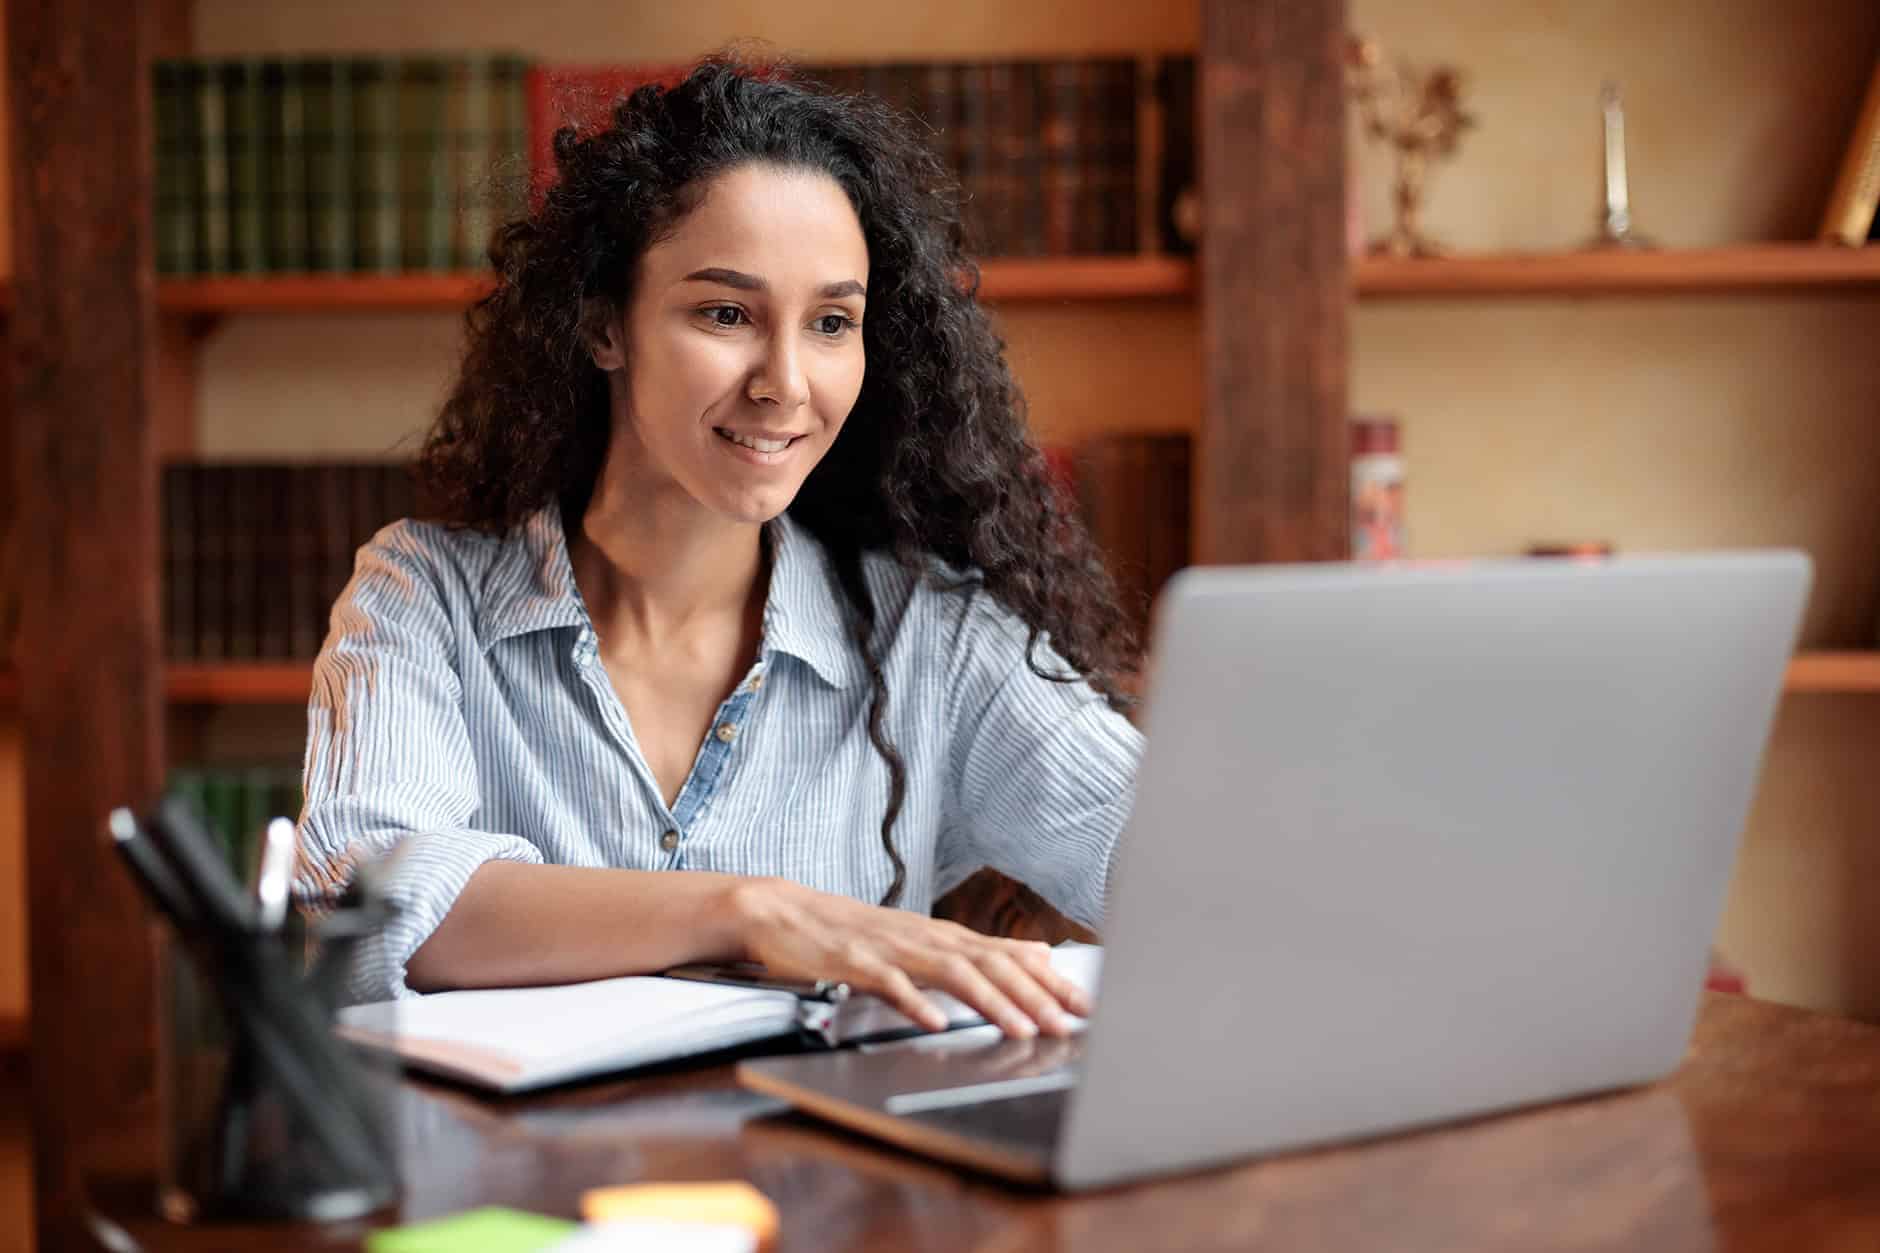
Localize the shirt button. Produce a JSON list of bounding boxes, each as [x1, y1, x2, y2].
[[715, 723, 739, 744], [659, 829, 680, 852]]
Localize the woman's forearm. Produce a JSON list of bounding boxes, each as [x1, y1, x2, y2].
[[405, 861, 767, 992]]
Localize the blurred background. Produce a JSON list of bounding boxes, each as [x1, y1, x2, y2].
[[2, 1, 1879, 1244]]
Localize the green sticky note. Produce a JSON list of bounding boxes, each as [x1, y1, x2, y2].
[[366, 1206, 577, 1253]]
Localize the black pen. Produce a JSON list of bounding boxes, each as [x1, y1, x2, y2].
[[664, 963, 851, 1004]]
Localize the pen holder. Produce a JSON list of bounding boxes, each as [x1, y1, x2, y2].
[[158, 902, 401, 1224]]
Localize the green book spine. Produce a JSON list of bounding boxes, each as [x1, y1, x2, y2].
[[240, 766, 274, 883], [198, 768, 242, 872], [226, 57, 268, 274], [491, 55, 530, 228], [303, 59, 355, 272], [397, 57, 451, 272], [451, 55, 491, 271], [197, 62, 231, 274], [264, 59, 309, 272], [353, 57, 401, 273]]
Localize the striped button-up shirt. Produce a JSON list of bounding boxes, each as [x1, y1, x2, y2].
[[299, 507, 1143, 1001]]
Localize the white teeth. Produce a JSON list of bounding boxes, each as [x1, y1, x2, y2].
[[720, 430, 793, 453]]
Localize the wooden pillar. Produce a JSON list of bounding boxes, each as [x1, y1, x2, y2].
[[1196, 0, 1350, 565], [8, 0, 165, 1245]]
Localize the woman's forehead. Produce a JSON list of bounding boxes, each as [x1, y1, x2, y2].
[[647, 165, 868, 291]]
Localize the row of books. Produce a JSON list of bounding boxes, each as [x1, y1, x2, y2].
[[161, 461, 421, 663], [529, 58, 1198, 259], [152, 55, 531, 276], [168, 764, 305, 879], [151, 52, 1200, 276], [0, 439, 1194, 673]]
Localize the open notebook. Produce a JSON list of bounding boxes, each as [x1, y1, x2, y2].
[[337, 942, 1103, 1094]]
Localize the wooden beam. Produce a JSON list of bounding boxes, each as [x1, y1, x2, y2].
[[7, 0, 165, 1244], [1196, 0, 1349, 564]]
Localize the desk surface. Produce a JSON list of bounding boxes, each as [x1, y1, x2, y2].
[[94, 992, 1880, 1252]]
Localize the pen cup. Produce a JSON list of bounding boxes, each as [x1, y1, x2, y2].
[[157, 901, 401, 1224]]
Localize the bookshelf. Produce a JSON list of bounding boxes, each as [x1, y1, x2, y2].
[[9, 650, 1880, 710], [10, 244, 1880, 320]]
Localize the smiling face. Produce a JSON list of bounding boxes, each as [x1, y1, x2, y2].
[[591, 162, 870, 528]]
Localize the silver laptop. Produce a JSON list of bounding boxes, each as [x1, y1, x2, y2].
[[739, 552, 1810, 1191]]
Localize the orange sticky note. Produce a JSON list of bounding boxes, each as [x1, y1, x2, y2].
[[580, 1182, 778, 1243]]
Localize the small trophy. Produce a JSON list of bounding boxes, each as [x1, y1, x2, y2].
[[1590, 82, 1654, 248], [1346, 35, 1476, 257]]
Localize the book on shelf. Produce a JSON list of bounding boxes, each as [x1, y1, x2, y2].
[[1072, 433, 1192, 642], [153, 52, 532, 276], [337, 941, 1102, 1094], [1820, 56, 1880, 246], [160, 461, 422, 664], [168, 763, 305, 882], [525, 63, 685, 206]]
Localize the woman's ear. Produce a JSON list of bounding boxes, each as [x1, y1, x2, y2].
[[586, 303, 627, 372]]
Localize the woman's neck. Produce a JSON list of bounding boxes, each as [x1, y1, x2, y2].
[[569, 475, 766, 654]]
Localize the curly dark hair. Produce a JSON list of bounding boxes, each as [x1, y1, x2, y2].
[[417, 55, 1138, 907]]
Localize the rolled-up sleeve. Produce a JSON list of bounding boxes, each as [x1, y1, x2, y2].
[[944, 594, 1143, 930], [297, 527, 544, 1003]]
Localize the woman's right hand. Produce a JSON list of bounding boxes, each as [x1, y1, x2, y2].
[[727, 877, 1092, 1038]]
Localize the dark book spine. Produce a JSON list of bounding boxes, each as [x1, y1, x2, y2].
[[491, 55, 532, 230], [193, 464, 226, 660], [352, 57, 400, 273], [256, 464, 291, 660], [288, 466, 321, 659], [162, 463, 193, 662], [398, 57, 452, 273], [349, 463, 386, 595], [316, 463, 352, 655], [1040, 61, 1088, 255], [198, 61, 232, 274], [452, 55, 492, 270], [303, 59, 355, 272], [263, 59, 309, 272], [956, 61, 995, 255], [919, 61, 961, 173], [226, 57, 268, 275], [1096, 59, 1140, 253], [225, 464, 256, 662], [1010, 63, 1046, 256], [1157, 56, 1197, 256]]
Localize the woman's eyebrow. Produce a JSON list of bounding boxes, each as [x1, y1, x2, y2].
[[684, 266, 764, 290], [682, 267, 864, 300]]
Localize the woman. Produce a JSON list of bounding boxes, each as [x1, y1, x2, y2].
[[299, 58, 1143, 1038]]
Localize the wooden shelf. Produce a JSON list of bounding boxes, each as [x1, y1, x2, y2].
[[1784, 652, 1880, 694], [1354, 244, 1880, 298], [147, 256, 1198, 314], [5, 651, 1877, 709], [158, 273, 495, 313], [163, 663, 314, 704], [7, 246, 1876, 317]]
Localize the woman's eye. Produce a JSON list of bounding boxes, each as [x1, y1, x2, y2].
[[814, 314, 856, 336], [705, 305, 747, 328]]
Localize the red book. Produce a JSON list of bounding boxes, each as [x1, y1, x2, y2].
[[526, 65, 685, 203]]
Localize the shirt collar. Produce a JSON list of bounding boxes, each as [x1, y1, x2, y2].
[[474, 506, 590, 651], [475, 505, 864, 690], [762, 510, 865, 690]]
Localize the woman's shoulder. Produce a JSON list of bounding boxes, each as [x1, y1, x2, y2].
[[348, 515, 535, 616]]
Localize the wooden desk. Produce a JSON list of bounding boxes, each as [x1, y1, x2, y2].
[[92, 993, 1880, 1251]]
